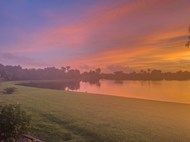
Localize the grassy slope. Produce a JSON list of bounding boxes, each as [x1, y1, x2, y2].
[[0, 81, 190, 142]]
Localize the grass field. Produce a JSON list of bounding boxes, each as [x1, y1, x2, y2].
[[0, 81, 190, 142]]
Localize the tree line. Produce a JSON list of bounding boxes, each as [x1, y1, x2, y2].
[[0, 63, 190, 81], [102, 69, 190, 80]]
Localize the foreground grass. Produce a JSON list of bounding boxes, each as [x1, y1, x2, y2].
[[0, 81, 190, 142]]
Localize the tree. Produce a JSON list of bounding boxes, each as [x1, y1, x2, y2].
[[147, 68, 151, 73], [185, 27, 190, 47], [61, 67, 66, 73], [66, 66, 71, 72], [114, 71, 125, 80], [95, 68, 101, 74], [0, 104, 31, 142]]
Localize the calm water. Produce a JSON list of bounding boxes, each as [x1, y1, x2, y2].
[[71, 80, 190, 104], [19, 80, 190, 104]]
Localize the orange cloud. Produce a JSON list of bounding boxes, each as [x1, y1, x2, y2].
[[3, 0, 190, 71]]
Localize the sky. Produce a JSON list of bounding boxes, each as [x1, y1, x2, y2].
[[0, 0, 190, 72]]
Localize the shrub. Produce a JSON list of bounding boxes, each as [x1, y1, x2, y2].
[[0, 104, 31, 142], [2, 87, 16, 94]]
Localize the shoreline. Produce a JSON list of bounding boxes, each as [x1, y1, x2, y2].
[[12, 80, 190, 106]]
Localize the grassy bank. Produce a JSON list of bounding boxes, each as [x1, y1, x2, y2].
[[0, 81, 190, 142]]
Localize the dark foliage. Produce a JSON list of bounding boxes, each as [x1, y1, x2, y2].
[[0, 64, 81, 81], [0, 63, 190, 81], [2, 87, 16, 94], [0, 104, 31, 142], [102, 69, 190, 81]]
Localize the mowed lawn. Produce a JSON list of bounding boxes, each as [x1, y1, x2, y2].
[[0, 81, 190, 142]]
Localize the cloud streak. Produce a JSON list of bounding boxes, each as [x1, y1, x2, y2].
[[0, 53, 48, 68], [0, 0, 190, 71]]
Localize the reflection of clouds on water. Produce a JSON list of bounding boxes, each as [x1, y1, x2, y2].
[[114, 80, 123, 84], [78, 80, 190, 104]]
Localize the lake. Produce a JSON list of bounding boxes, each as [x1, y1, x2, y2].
[[18, 80, 190, 104]]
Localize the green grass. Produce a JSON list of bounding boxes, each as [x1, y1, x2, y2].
[[0, 81, 190, 142]]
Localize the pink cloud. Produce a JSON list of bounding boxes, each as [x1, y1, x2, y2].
[[2, 0, 190, 71], [0, 53, 48, 67], [6, 0, 159, 53]]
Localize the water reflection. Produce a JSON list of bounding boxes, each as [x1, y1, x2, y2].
[[18, 80, 190, 104], [114, 80, 123, 84], [18, 80, 100, 91], [82, 79, 101, 87]]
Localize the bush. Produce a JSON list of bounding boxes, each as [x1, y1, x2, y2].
[[2, 87, 16, 94], [0, 104, 31, 142]]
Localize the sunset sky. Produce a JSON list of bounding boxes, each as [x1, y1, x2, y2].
[[0, 0, 190, 72]]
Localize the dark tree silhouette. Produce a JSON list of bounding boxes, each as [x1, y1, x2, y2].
[[185, 27, 190, 47], [0, 104, 31, 142], [0, 63, 190, 81]]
